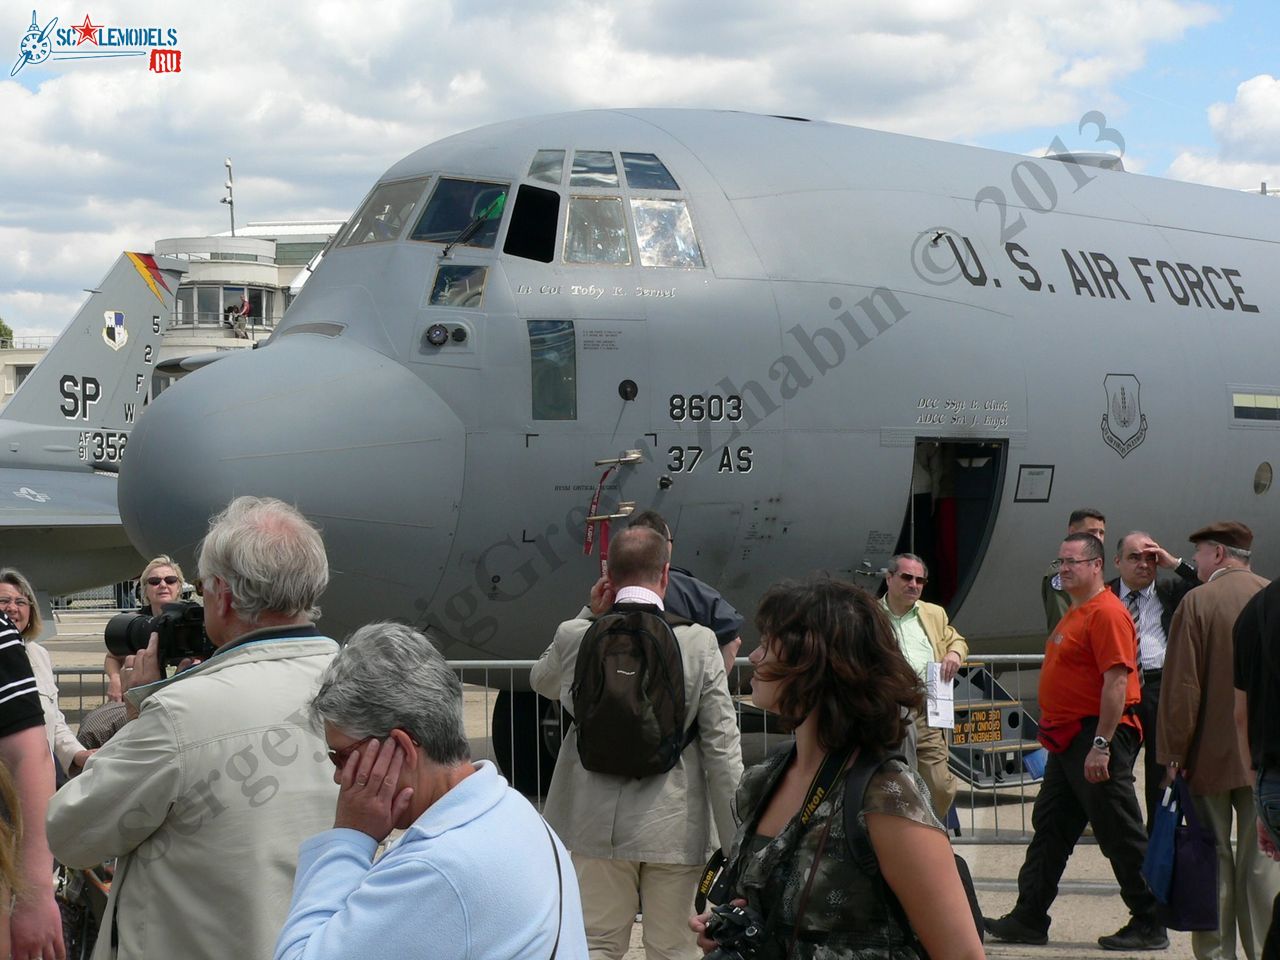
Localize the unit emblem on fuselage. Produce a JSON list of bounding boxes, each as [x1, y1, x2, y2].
[[1101, 374, 1147, 458], [102, 311, 127, 351]]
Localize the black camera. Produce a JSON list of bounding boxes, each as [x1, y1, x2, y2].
[[704, 903, 767, 960], [104, 601, 211, 668]]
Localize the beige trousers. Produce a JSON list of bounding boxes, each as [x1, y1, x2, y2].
[[572, 854, 704, 960], [915, 713, 958, 824], [1191, 786, 1280, 960]]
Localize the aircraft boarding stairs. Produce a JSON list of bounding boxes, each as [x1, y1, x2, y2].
[[947, 661, 1046, 791]]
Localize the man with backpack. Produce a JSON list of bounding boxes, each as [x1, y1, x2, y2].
[[531, 526, 743, 960]]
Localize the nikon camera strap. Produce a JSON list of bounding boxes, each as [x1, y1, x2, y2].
[[695, 744, 853, 913]]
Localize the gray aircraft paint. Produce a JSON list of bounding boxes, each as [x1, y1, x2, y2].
[[0, 252, 185, 594], [118, 109, 1276, 655]]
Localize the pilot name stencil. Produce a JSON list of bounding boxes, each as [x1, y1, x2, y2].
[[515, 283, 675, 300]]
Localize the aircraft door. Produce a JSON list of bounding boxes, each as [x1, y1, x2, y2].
[[895, 439, 1006, 615]]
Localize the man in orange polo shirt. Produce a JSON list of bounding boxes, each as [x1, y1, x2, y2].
[[986, 531, 1167, 951]]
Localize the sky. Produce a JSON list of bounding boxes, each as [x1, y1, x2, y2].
[[2, 0, 1277, 340]]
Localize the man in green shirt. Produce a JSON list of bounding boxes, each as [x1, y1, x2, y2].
[[882, 553, 968, 823]]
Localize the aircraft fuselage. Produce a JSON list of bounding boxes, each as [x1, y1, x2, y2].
[[119, 110, 1279, 656]]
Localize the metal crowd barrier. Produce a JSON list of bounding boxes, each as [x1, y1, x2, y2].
[[55, 655, 1062, 844]]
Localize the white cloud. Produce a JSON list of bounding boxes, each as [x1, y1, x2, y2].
[[1168, 74, 1280, 190], [0, 0, 1221, 335]]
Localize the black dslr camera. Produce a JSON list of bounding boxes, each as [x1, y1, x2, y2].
[[704, 903, 767, 960], [104, 601, 211, 669]]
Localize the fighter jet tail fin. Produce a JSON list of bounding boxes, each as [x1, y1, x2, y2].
[[2, 253, 185, 437]]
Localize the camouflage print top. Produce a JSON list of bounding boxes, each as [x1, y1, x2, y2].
[[722, 748, 944, 960]]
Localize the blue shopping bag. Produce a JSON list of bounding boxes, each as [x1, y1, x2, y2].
[[1141, 784, 1178, 904], [1163, 778, 1218, 932]]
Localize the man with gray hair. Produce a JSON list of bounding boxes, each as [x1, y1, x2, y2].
[[276, 622, 588, 960], [881, 552, 968, 824], [48, 496, 341, 960]]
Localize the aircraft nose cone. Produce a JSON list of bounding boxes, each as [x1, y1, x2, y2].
[[119, 335, 464, 635]]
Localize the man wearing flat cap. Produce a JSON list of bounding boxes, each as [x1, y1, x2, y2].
[[1158, 522, 1280, 960]]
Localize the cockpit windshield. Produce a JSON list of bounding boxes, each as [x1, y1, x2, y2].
[[340, 178, 429, 247], [411, 179, 510, 249]]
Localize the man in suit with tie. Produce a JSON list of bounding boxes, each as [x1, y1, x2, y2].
[[1107, 532, 1199, 830]]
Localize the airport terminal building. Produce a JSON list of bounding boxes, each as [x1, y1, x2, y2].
[[0, 220, 342, 410]]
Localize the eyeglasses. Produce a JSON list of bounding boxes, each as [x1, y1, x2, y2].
[[147, 576, 180, 586], [1050, 557, 1099, 570], [326, 736, 379, 769], [0, 596, 30, 608], [894, 572, 928, 585]]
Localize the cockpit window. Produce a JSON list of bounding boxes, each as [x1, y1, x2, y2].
[[631, 199, 704, 268], [339, 178, 429, 247], [410, 178, 510, 249], [504, 185, 559, 263], [564, 197, 632, 265], [528, 320, 577, 420], [569, 151, 619, 188], [429, 265, 488, 307], [528, 150, 565, 185], [621, 153, 679, 190]]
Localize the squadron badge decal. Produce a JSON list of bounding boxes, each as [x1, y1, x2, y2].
[[103, 311, 128, 351], [1101, 374, 1147, 458]]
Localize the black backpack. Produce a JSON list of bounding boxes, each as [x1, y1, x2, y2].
[[569, 603, 697, 779], [843, 751, 985, 958]]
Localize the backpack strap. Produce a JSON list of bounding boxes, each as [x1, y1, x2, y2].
[[842, 751, 907, 876], [841, 752, 984, 955], [663, 609, 694, 629]]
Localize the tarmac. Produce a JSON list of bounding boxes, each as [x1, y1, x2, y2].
[[44, 612, 1202, 960]]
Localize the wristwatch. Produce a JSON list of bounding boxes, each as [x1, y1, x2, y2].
[[1092, 735, 1111, 751]]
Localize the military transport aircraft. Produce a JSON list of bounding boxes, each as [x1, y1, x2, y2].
[[0, 252, 183, 596], [117, 109, 1275, 782]]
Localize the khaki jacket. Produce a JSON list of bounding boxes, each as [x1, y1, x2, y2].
[[915, 600, 969, 663], [531, 607, 743, 864], [47, 629, 340, 960], [1157, 568, 1268, 794]]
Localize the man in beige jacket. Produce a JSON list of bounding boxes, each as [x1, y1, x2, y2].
[[882, 552, 968, 823], [531, 527, 743, 960], [47, 497, 340, 960]]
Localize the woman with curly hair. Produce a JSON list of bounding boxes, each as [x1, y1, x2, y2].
[[692, 578, 984, 960]]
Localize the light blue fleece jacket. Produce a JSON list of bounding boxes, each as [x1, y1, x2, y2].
[[274, 760, 588, 960]]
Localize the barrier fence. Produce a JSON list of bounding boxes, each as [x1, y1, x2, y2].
[[53, 653, 1066, 845]]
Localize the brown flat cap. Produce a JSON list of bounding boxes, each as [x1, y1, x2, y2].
[[1188, 521, 1253, 551]]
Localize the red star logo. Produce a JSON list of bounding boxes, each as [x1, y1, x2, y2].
[[73, 14, 101, 45]]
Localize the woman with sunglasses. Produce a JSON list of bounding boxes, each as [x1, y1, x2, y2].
[[105, 555, 185, 701], [691, 578, 984, 960], [0, 568, 92, 778]]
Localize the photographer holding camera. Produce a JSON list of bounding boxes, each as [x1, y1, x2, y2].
[[47, 496, 341, 960], [103, 556, 186, 701], [691, 580, 984, 960]]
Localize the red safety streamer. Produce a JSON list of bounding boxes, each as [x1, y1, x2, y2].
[[583, 465, 619, 577]]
